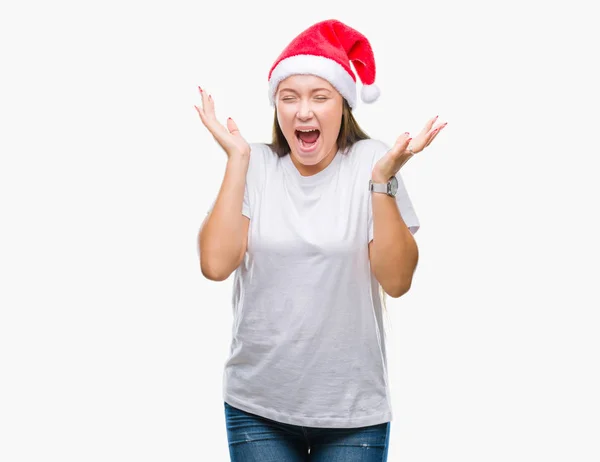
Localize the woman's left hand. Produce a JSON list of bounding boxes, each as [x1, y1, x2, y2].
[[371, 116, 447, 182]]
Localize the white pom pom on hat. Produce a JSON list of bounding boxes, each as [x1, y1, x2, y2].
[[361, 83, 381, 104], [267, 19, 381, 109]]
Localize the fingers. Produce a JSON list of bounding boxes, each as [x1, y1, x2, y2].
[[427, 118, 446, 136], [425, 122, 447, 148], [193, 86, 209, 124], [425, 131, 438, 148], [196, 86, 216, 124], [390, 132, 414, 165], [226, 117, 241, 136], [394, 132, 412, 146], [194, 86, 251, 157], [194, 87, 231, 140], [417, 115, 438, 136], [392, 132, 412, 154]]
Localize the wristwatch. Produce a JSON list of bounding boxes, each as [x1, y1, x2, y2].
[[369, 176, 398, 197]]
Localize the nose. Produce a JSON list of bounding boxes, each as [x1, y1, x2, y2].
[[296, 100, 313, 120]]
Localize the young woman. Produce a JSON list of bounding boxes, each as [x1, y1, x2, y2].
[[196, 18, 446, 462]]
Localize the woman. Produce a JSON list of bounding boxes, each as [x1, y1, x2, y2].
[[196, 19, 446, 462]]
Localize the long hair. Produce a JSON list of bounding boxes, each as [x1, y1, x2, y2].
[[266, 98, 389, 313]]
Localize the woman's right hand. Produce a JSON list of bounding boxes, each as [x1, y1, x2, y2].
[[194, 86, 251, 159]]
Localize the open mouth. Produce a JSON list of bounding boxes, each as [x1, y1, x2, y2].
[[295, 129, 321, 150]]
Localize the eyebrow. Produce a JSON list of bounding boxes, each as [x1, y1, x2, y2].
[[279, 88, 332, 94]]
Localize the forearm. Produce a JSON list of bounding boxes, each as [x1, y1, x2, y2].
[[370, 192, 419, 297], [199, 155, 249, 279]]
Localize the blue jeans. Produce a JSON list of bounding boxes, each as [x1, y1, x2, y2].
[[224, 401, 391, 461]]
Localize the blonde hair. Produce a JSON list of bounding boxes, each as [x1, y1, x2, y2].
[[267, 98, 389, 312]]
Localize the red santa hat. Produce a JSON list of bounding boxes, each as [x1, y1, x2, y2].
[[267, 19, 380, 109]]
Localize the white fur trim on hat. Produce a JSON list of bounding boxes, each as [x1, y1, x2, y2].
[[268, 54, 357, 109]]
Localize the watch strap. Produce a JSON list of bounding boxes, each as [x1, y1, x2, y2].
[[369, 181, 389, 194]]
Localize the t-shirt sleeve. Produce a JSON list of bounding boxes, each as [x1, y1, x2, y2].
[[206, 144, 261, 219], [367, 140, 420, 242]]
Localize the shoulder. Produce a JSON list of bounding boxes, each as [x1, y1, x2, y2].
[[248, 142, 270, 161], [245, 143, 278, 182], [248, 143, 279, 165], [348, 138, 392, 168], [351, 138, 389, 153]]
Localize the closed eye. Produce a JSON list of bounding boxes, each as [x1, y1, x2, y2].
[[281, 96, 329, 101]]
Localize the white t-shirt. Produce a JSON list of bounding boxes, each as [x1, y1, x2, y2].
[[207, 139, 420, 428]]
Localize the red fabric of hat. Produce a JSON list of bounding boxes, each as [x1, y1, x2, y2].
[[268, 19, 380, 109]]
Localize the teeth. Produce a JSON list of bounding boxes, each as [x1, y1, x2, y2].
[[297, 129, 318, 132]]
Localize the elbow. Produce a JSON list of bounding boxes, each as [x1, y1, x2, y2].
[[374, 267, 413, 298], [197, 231, 236, 281], [388, 259, 418, 298], [387, 279, 412, 298], [200, 262, 231, 281], [200, 265, 229, 282], [198, 246, 234, 282]]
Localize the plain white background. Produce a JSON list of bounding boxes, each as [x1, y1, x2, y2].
[[1, 0, 599, 460]]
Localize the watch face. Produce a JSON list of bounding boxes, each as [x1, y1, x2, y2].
[[389, 176, 398, 196]]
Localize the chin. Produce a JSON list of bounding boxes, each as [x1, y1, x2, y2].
[[292, 151, 327, 166]]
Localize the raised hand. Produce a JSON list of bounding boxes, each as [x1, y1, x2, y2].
[[372, 116, 447, 182], [194, 86, 251, 159], [404, 115, 447, 155]]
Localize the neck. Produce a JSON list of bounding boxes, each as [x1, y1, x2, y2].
[[290, 143, 338, 176]]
